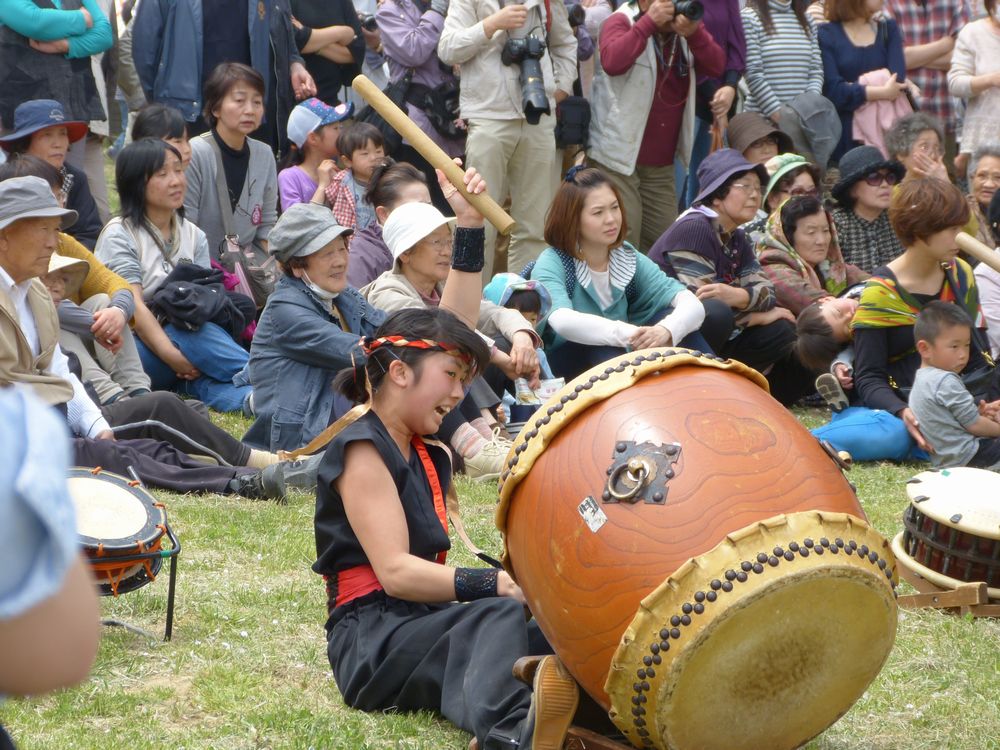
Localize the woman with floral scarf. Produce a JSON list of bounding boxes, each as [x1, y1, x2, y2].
[[758, 195, 869, 315]]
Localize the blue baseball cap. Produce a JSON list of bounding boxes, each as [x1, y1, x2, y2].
[[286, 98, 354, 149], [0, 100, 88, 149]]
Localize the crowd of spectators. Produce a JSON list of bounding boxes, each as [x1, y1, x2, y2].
[[1, 0, 1000, 480], [7, 1, 1000, 746]]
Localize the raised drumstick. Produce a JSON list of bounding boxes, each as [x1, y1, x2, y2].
[[956, 232, 1000, 274], [352, 75, 516, 235]]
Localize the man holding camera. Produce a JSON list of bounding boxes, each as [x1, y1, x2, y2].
[[588, 0, 724, 252], [439, 0, 578, 278]]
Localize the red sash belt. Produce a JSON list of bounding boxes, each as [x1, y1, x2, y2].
[[327, 437, 449, 611]]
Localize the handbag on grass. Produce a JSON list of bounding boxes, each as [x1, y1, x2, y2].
[[203, 134, 278, 307]]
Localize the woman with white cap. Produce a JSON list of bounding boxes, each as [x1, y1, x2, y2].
[[363, 198, 542, 478]]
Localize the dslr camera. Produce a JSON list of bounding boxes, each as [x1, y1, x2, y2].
[[501, 35, 549, 125], [674, 0, 704, 21]]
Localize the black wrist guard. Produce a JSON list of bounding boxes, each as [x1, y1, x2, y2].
[[451, 226, 486, 273], [454, 567, 499, 602]]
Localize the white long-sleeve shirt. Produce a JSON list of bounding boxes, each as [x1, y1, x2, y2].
[[547, 289, 705, 348]]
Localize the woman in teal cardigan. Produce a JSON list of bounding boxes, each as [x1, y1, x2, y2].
[[528, 167, 710, 379]]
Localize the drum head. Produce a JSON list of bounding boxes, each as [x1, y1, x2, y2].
[[68, 468, 166, 551], [905, 467, 1000, 539], [607, 511, 898, 750]]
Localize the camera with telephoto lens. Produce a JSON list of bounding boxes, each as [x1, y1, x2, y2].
[[674, 0, 704, 21], [360, 14, 378, 31], [501, 35, 550, 125]]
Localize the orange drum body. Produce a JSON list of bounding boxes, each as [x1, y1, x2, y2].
[[497, 351, 898, 750]]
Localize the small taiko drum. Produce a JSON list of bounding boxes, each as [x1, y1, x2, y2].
[[892, 467, 1000, 601], [496, 350, 899, 750], [68, 468, 168, 596]]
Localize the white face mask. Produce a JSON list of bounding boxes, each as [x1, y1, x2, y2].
[[300, 270, 339, 302]]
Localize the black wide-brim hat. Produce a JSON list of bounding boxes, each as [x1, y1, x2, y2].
[[831, 146, 905, 205]]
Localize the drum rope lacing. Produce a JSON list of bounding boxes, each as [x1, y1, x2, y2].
[[81, 467, 169, 596], [621, 536, 898, 747]]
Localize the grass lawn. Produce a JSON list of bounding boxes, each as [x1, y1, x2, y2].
[[3, 404, 999, 750]]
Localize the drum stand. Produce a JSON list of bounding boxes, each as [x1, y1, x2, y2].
[[100, 524, 182, 641], [895, 567, 1000, 617]]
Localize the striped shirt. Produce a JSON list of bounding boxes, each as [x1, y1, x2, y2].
[[741, 0, 824, 117]]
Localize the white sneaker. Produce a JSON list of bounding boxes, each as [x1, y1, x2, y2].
[[463, 436, 510, 482]]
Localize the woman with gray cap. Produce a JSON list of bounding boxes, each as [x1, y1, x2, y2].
[[650, 148, 813, 405], [829, 144, 905, 272], [245, 166, 508, 483]]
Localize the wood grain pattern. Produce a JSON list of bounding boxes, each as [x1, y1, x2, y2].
[[504, 367, 865, 707]]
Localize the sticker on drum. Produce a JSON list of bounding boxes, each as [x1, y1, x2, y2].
[[67, 468, 168, 596]]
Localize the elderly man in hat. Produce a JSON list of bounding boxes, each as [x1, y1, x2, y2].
[[0, 176, 286, 500]]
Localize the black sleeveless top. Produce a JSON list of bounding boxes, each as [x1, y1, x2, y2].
[[312, 411, 452, 593]]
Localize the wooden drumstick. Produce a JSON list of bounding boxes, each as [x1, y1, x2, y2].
[[956, 232, 1000, 274], [351, 75, 516, 235]]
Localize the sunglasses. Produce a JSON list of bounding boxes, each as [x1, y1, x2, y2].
[[862, 171, 900, 187]]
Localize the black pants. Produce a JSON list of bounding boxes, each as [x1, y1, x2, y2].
[[72, 437, 251, 494], [724, 320, 814, 406], [328, 592, 551, 749], [102, 392, 251, 466]]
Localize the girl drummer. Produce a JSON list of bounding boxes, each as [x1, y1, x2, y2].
[[313, 308, 579, 750], [312, 174, 579, 750]]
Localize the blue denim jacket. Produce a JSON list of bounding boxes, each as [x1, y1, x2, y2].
[[132, 0, 270, 122], [243, 275, 385, 451]]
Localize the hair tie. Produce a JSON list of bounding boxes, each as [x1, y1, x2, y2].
[[564, 164, 586, 183]]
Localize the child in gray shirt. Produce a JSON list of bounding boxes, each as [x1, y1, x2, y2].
[[909, 302, 1000, 469]]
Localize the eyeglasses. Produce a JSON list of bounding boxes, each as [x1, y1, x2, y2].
[[780, 186, 819, 198], [862, 171, 899, 187], [422, 237, 452, 251], [973, 171, 1000, 185], [731, 182, 762, 196]]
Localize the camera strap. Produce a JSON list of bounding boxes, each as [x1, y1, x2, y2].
[[543, 0, 552, 35]]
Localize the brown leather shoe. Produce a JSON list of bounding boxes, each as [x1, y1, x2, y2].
[[529, 655, 579, 750]]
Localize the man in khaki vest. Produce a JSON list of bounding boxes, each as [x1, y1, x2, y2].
[[0, 176, 285, 500]]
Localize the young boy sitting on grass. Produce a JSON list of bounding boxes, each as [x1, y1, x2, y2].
[[909, 301, 1000, 470]]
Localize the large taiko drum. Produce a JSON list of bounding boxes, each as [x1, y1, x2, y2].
[[496, 350, 899, 750], [892, 467, 1000, 600]]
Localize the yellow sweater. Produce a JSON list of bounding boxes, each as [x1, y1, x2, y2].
[[57, 232, 132, 307]]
